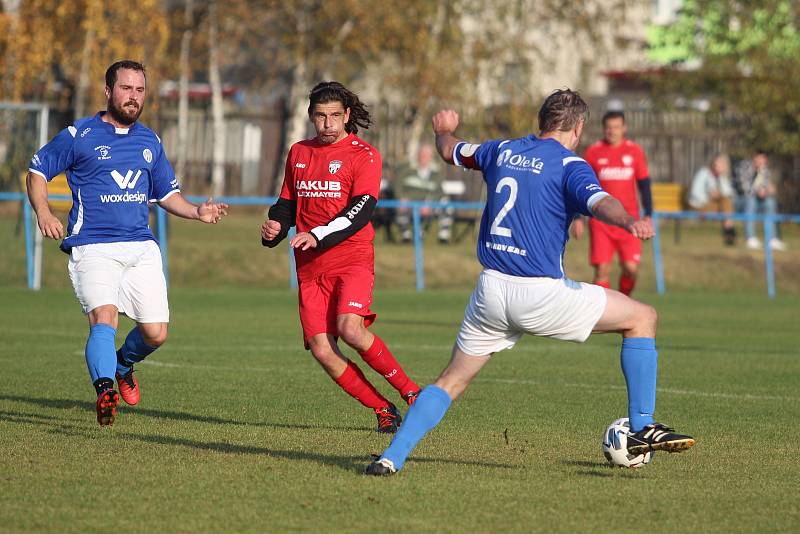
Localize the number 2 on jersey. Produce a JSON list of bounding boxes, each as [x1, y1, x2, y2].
[[490, 177, 517, 237]]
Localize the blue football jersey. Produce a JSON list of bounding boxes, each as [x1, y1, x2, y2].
[[29, 112, 180, 252], [454, 135, 609, 278]]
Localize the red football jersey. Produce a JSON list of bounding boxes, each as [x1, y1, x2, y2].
[[583, 139, 649, 217], [279, 132, 382, 277]]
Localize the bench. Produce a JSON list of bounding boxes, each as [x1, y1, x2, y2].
[[651, 182, 685, 243], [21, 172, 71, 213]]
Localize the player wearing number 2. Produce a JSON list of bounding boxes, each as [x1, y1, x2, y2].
[[366, 89, 695, 476]]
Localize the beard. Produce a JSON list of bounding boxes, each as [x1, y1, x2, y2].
[[317, 132, 339, 145], [107, 97, 143, 126]]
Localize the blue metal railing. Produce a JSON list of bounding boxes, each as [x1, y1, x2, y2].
[[4, 191, 798, 297], [650, 211, 800, 298]]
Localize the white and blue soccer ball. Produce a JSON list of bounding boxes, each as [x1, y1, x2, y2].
[[602, 417, 653, 468]]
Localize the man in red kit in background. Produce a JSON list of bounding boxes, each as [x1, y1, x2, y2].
[[573, 110, 652, 295], [261, 81, 420, 433]]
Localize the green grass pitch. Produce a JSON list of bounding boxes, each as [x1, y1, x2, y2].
[[1, 287, 798, 531]]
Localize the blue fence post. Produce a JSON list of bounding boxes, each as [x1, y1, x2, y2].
[[412, 204, 425, 291], [23, 199, 34, 290], [287, 227, 298, 289], [652, 212, 665, 295], [156, 206, 169, 286], [763, 214, 776, 298]]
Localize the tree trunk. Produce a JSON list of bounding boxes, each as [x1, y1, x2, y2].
[[2, 0, 21, 99], [208, 1, 226, 197], [274, 8, 310, 194], [405, 0, 447, 164], [176, 0, 194, 185], [74, 24, 95, 119]]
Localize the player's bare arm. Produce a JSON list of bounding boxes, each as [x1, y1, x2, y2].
[[432, 109, 464, 164], [159, 193, 228, 224], [25, 172, 64, 239], [591, 196, 654, 240], [571, 217, 585, 240]]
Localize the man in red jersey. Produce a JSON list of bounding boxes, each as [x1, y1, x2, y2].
[[261, 81, 420, 433], [574, 110, 652, 295]]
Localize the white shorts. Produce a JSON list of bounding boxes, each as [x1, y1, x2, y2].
[[456, 269, 607, 356], [68, 241, 170, 323]]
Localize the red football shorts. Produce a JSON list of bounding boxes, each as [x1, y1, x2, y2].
[[297, 265, 377, 344], [589, 219, 641, 265]]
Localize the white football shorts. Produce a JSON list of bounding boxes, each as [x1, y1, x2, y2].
[[456, 269, 607, 356], [68, 240, 169, 323]]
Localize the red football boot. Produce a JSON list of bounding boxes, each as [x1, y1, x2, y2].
[[402, 389, 420, 406], [96, 389, 120, 426], [115, 369, 140, 406]]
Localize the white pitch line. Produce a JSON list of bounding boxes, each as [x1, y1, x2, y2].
[[102, 358, 796, 403], [141, 359, 273, 374], [476, 377, 798, 402]]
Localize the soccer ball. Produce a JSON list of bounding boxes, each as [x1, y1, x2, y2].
[[602, 417, 652, 468]]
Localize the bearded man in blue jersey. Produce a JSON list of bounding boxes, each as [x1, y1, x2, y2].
[[25, 60, 228, 426], [366, 89, 695, 476]]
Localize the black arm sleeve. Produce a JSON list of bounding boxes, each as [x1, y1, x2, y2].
[[309, 194, 377, 250], [261, 197, 296, 248], [637, 178, 653, 217]]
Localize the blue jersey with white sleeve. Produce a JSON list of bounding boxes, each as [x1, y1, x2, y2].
[[454, 135, 608, 278], [28, 112, 180, 252]]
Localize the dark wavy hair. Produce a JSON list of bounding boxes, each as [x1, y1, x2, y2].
[[307, 81, 371, 134], [105, 60, 146, 89], [538, 89, 588, 133], [602, 110, 625, 126]]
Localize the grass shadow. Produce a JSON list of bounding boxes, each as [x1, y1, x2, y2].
[[1, 407, 515, 473], [561, 459, 608, 468], [0, 394, 366, 432], [574, 470, 613, 478], [561, 459, 648, 478]]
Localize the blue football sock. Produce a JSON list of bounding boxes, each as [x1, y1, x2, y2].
[[86, 324, 117, 384], [620, 337, 657, 432], [381, 385, 452, 471], [116, 327, 158, 375]]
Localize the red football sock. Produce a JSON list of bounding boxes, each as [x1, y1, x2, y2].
[[619, 274, 636, 296], [333, 360, 389, 410], [595, 280, 611, 289], [359, 335, 419, 397]]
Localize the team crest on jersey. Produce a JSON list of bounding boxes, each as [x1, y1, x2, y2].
[[329, 160, 342, 174], [622, 154, 633, 166], [95, 145, 112, 160], [143, 148, 153, 163]]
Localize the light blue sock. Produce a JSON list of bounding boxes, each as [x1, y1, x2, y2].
[[116, 327, 158, 375], [620, 337, 657, 432], [86, 324, 117, 383], [381, 385, 452, 471]]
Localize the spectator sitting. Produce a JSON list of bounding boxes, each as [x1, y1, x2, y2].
[[735, 150, 787, 251], [688, 153, 736, 246], [372, 165, 397, 242], [394, 143, 454, 243]]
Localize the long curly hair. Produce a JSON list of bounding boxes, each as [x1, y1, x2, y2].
[[307, 81, 371, 134]]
